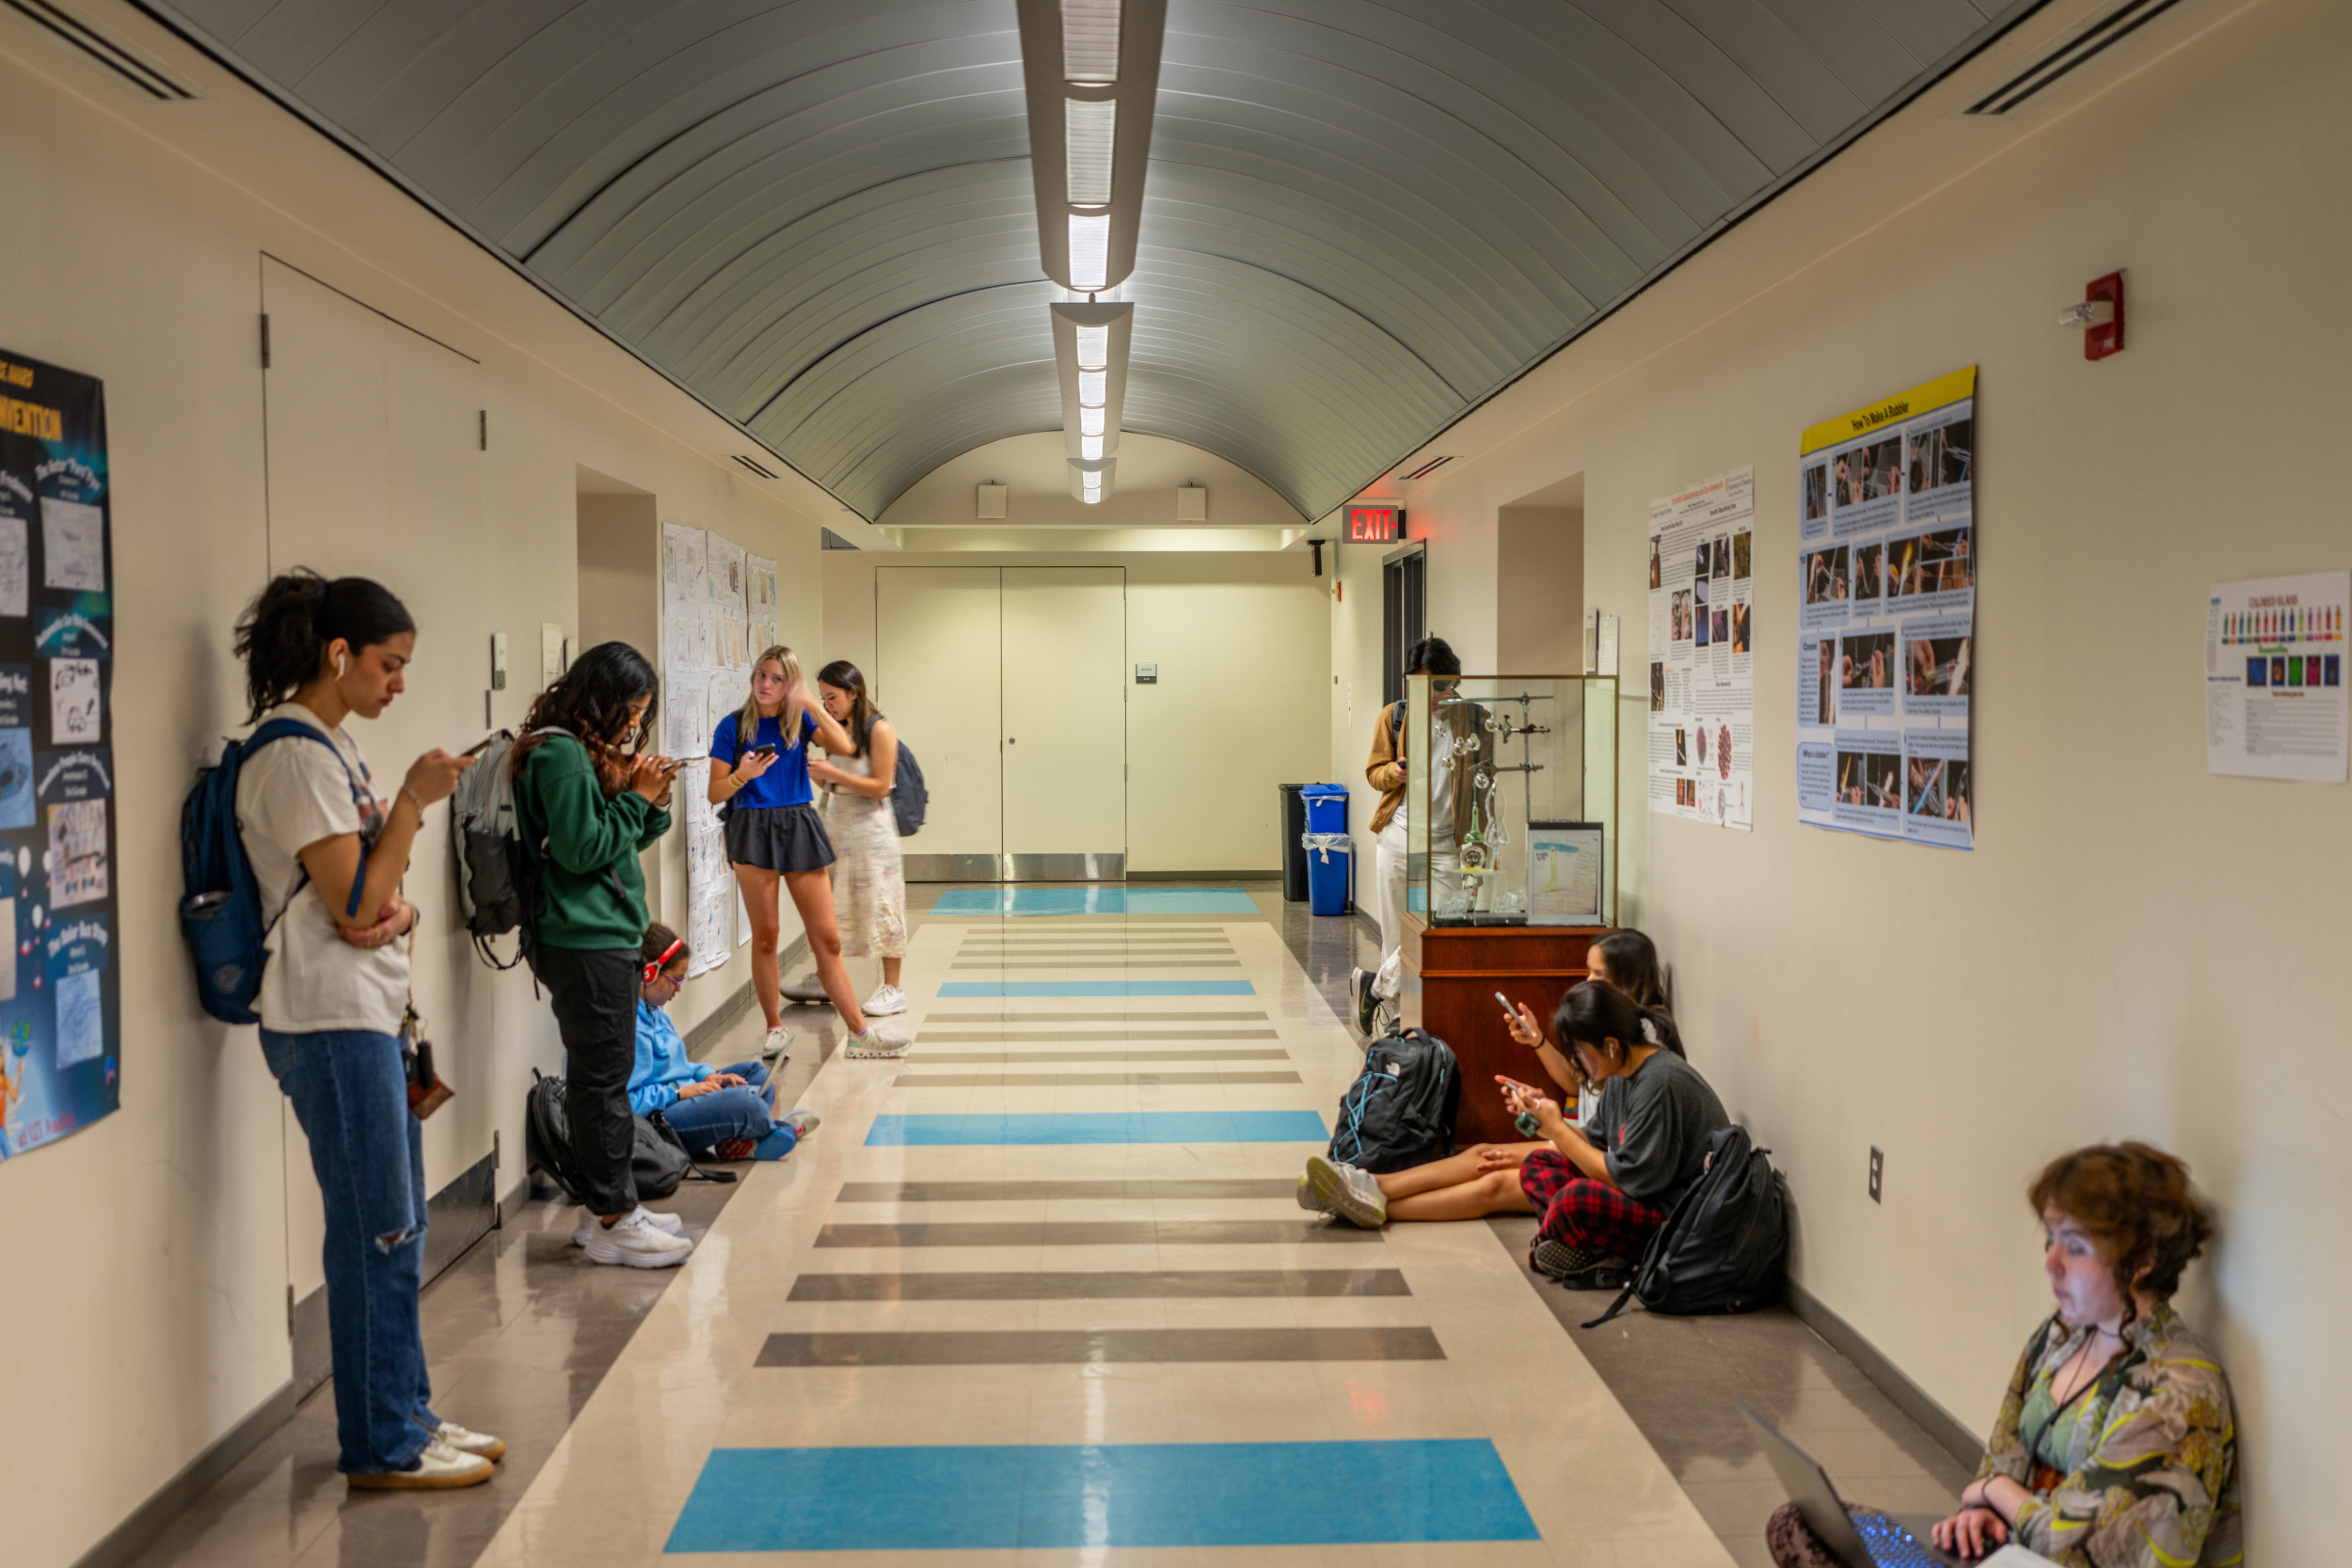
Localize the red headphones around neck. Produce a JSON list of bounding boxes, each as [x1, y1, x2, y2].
[[643, 938, 684, 985]]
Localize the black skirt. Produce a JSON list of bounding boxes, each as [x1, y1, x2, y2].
[[724, 803, 835, 874]]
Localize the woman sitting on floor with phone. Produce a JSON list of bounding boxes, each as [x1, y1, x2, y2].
[[625, 923, 818, 1164], [1302, 981, 1728, 1287]]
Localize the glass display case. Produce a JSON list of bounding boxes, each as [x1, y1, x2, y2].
[[1406, 673, 1618, 927]]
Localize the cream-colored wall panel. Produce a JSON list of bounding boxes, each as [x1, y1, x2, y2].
[[876, 567, 1004, 859]]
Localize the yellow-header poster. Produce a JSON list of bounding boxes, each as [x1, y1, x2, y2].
[[1799, 366, 1976, 458]]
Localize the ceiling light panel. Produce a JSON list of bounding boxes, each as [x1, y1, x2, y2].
[[1079, 404, 1105, 436], [1061, 0, 1120, 84], [1065, 99, 1115, 206], [1074, 323, 1108, 370], [1080, 434, 1104, 459], [1078, 368, 1106, 405], [1067, 214, 1110, 292]]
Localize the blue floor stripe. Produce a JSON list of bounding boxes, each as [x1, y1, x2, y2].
[[667, 1440, 1539, 1551], [931, 886, 1262, 915], [866, 1111, 1328, 1146], [938, 979, 1256, 998]]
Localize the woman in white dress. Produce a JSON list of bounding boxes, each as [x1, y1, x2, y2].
[[807, 659, 909, 1017]]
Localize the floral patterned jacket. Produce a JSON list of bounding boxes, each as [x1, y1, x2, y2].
[[1977, 1303, 2240, 1566]]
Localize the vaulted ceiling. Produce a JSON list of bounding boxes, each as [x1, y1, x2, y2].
[[152, 0, 2032, 521]]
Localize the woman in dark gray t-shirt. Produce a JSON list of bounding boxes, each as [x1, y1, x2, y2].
[[1502, 982, 1730, 1283]]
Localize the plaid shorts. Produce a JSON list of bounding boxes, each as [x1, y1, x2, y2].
[[1518, 1148, 1668, 1257]]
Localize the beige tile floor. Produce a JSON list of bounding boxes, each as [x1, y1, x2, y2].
[[455, 906, 1735, 1568], [125, 882, 1966, 1568]]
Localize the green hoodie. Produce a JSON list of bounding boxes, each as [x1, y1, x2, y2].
[[516, 734, 672, 950]]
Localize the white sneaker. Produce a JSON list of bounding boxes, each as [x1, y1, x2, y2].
[[861, 983, 908, 1016], [346, 1436, 494, 1490], [780, 1108, 821, 1137], [780, 971, 830, 1005], [1304, 1154, 1388, 1228], [761, 1024, 794, 1060], [580, 1207, 694, 1267], [429, 1420, 505, 1461], [845, 1023, 911, 1059], [572, 1206, 685, 1247]]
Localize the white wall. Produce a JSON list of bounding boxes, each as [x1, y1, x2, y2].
[[825, 549, 1330, 872], [1329, 0, 2344, 1557], [0, 17, 834, 1565]]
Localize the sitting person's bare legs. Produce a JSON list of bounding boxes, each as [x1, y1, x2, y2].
[[1386, 1167, 1540, 1223], [1374, 1142, 1548, 1200], [1302, 1143, 1549, 1228]]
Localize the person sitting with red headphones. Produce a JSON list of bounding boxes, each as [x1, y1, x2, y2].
[[626, 923, 819, 1162]]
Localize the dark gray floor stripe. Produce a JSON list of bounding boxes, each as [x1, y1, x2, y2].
[[756, 1327, 1444, 1366], [837, 1179, 1298, 1202], [788, 1268, 1411, 1300], [949, 961, 1244, 970], [910, 1049, 1292, 1063], [913, 1029, 1279, 1042], [816, 1220, 1377, 1248], [920, 1011, 1269, 1023], [894, 1070, 1302, 1086], [953, 949, 1238, 958]]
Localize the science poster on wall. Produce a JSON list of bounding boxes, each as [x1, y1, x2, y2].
[[2205, 570, 2347, 782], [1795, 367, 1976, 847], [0, 349, 119, 1161], [1645, 467, 1754, 830]]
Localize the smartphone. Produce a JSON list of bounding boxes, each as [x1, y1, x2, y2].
[[1493, 990, 1516, 1018], [747, 743, 778, 760]]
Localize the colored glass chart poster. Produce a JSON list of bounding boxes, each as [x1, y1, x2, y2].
[[0, 349, 118, 1160], [1795, 367, 1976, 847], [2205, 571, 2348, 782], [1645, 467, 1755, 830]]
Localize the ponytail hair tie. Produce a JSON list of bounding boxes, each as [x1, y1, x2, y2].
[[1640, 1015, 1661, 1046]]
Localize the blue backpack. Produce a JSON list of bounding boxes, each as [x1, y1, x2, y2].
[[872, 718, 929, 837], [180, 718, 366, 1024]]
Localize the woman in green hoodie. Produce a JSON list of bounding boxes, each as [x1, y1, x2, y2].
[[512, 641, 690, 1270]]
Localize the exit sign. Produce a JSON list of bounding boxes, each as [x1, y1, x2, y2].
[[1346, 505, 1402, 543]]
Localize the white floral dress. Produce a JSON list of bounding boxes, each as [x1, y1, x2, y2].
[[819, 743, 907, 958]]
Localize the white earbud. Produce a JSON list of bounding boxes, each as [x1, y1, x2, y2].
[[336, 655, 347, 678]]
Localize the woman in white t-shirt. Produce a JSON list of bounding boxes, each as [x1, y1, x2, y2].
[[230, 571, 495, 1492]]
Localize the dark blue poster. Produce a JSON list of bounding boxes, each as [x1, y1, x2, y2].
[[0, 350, 116, 1160]]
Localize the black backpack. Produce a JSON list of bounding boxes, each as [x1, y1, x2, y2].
[[524, 1070, 736, 1206], [1581, 1124, 1787, 1327], [1327, 1027, 1460, 1173]]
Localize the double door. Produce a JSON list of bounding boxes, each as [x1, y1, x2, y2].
[[876, 566, 1125, 879]]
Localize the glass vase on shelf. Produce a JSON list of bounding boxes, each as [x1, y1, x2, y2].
[[1406, 673, 1618, 928]]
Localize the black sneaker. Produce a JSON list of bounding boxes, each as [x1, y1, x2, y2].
[[1532, 1242, 1635, 1289], [1350, 968, 1379, 1035]]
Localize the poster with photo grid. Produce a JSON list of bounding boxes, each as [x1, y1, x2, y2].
[[1795, 367, 1976, 847], [0, 349, 118, 1160]]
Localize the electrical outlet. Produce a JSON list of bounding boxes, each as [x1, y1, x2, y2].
[[1868, 1147, 1883, 1204]]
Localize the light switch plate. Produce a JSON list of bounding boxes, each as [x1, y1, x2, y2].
[[1135, 662, 1157, 684]]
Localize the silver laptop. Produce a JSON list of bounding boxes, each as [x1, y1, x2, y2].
[[1738, 1401, 1964, 1568]]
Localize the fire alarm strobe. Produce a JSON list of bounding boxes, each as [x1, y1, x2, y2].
[[2059, 272, 2124, 360]]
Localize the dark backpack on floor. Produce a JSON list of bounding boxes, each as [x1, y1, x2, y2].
[[1327, 1027, 1460, 1173], [1582, 1123, 1787, 1327], [526, 1070, 736, 1207]]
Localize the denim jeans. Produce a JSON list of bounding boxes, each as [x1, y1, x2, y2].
[[658, 1059, 778, 1154], [531, 944, 641, 1217], [260, 1028, 438, 1475]]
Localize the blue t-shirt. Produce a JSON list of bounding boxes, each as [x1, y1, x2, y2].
[[709, 710, 818, 808]]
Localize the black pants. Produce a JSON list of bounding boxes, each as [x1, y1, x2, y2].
[[533, 943, 640, 1217]]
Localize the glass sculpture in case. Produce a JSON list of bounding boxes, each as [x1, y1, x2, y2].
[[1405, 673, 1619, 927]]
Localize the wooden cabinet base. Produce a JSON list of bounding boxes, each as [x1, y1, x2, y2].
[[1400, 916, 1605, 1148]]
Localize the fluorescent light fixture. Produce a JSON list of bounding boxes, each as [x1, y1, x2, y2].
[[1074, 323, 1108, 372], [1062, 0, 1120, 84], [1068, 213, 1109, 292], [1066, 99, 1115, 206], [1078, 404, 1105, 436], [1078, 368, 1106, 405], [1080, 434, 1104, 459]]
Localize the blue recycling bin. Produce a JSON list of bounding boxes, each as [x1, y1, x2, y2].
[[1304, 834, 1353, 916], [1300, 784, 1349, 834]]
